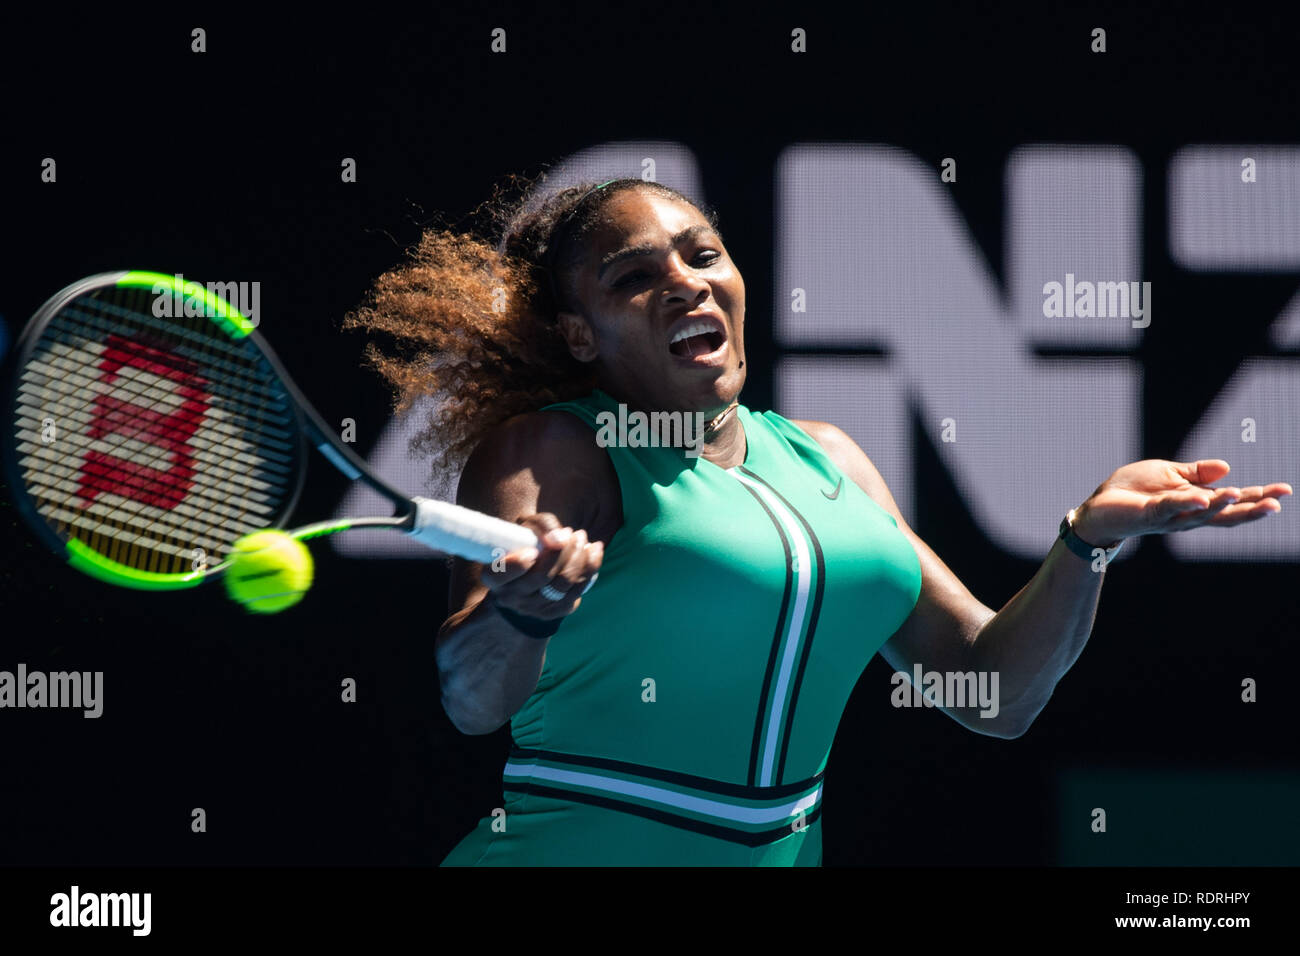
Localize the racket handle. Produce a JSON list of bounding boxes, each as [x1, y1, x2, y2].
[[407, 497, 541, 563]]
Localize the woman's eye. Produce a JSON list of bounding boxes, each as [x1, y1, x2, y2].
[[613, 251, 721, 288]]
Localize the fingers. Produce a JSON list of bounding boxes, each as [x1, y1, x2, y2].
[[1163, 466, 1290, 527], [1165, 486, 1240, 528], [479, 512, 564, 590], [543, 529, 598, 599], [1205, 497, 1285, 527], [516, 528, 605, 619], [522, 527, 588, 598], [1159, 487, 1217, 518], [480, 543, 543, 590], [483, 518, 605, 620], [1170, 459, 1231, 484], [1233, 483, 1293, 501], [1167, 483, 1289, 530]]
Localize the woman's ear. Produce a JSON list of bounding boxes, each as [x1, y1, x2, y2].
[[556, 310, 599, 362]]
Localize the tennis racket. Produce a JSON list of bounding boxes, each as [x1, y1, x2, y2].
[[2, 271, 541, 590]]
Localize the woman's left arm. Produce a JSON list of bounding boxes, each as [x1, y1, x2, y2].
[[794, 421, 1291, 739]]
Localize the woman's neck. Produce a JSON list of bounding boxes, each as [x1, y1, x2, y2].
[[699, 411, 746, 469]]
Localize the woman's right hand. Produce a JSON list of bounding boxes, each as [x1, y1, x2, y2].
[[481, 513, 605, 620]]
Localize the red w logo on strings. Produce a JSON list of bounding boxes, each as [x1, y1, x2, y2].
[[76, 334, 211, 509]]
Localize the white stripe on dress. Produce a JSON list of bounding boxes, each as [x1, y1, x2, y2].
[[504, 761, 821, 825], [728, 468, 814, 787]]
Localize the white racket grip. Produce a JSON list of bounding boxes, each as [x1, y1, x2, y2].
[[407, 496, 540, 563]]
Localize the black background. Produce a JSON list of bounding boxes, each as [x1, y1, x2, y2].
[[2, 2, 1298, 868]]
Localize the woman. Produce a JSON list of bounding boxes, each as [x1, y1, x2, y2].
[[345, 176, 1290, 866]]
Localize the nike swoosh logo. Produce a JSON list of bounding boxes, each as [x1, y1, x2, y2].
[[821, 477, 843, 500]]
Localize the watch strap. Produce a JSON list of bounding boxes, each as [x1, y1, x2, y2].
[[1059, 508, 1123, 564]]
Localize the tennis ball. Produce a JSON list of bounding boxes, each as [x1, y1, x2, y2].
[[223, 530, 314, 614]]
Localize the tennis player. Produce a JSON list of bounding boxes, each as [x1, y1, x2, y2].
[[345, 176, 1290, 866]]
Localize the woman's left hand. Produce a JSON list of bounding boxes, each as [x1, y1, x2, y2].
[[1072, 458, 1292, 546]]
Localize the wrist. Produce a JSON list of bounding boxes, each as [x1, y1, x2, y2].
[[1070, 501, 1123, 550], [1059, 504, 1125, 566], [487, 592, 562, 640]]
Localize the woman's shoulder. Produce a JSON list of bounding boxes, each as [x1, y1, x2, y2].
[[468, 406, 610, 476], [767, 415, 904, 522], [745, 408, 844, 454], [776, 415, 846, 450], [459, 406, 621, 538]]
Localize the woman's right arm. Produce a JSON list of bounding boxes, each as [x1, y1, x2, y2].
[[434, 411, 614, 735]]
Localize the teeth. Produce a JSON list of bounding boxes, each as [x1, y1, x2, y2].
[[670, 321, 718, 344]]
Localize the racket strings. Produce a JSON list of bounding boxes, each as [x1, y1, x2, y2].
[[21, 310, 281, 570], [12, 284, 302, 575], [51, 298, 299, 440], [18, 335, 297, 471]]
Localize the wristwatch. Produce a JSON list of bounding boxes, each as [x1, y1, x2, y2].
[[1058, 507, 1124, 565]]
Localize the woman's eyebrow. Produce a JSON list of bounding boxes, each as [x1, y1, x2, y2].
[[597, 225, 719, 279]]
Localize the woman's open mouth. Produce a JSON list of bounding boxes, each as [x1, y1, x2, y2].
[[667, 315, 728, 365]]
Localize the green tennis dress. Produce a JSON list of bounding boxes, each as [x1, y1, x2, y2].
[[441, 388, 922, 866]]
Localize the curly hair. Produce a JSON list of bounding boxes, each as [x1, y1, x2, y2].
[[341, 172, 721, 483]]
